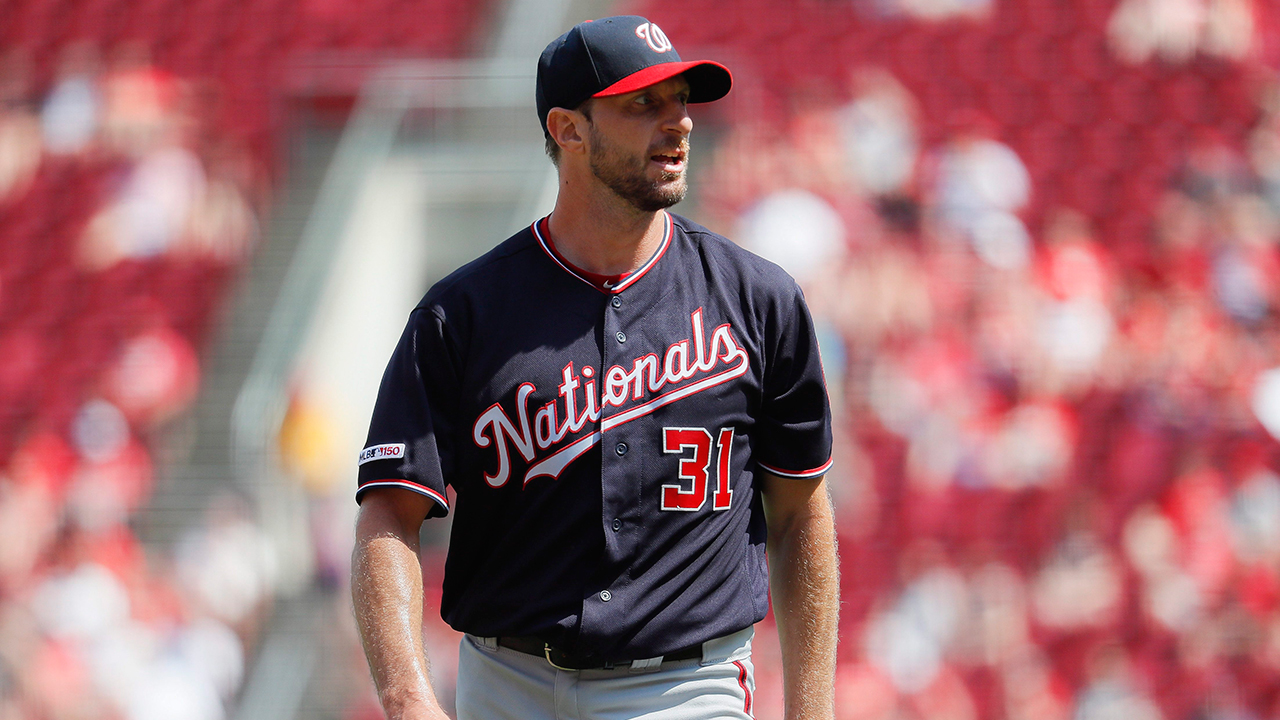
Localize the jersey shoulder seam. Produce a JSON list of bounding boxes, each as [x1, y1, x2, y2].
[[669, 213, 797, 280], [415, 232, 539, 312]]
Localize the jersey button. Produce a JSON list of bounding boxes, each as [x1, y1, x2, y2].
[[615, 331, 627, 343], [600, 590, 612, 602], [611, 296, 622, 308], [616, 442, 628, 456], [612, 518, 622, 531]]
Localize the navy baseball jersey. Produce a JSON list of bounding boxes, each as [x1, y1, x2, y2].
[[357, 211, 832, 662]]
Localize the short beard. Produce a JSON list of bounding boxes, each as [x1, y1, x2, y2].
[[587, 123, 688, 213]]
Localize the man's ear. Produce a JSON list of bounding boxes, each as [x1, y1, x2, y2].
[[546, 107, 588, 157]]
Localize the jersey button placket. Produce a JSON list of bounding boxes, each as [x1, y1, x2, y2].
[[596, 289, 630, 636]]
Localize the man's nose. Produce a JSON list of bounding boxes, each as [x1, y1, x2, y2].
[[662, 99, 693, 136]]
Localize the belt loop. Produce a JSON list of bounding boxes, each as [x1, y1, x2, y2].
[[629, 656, 664, 672], [472, 635, 498, 651], [700, 626, 753, 665]]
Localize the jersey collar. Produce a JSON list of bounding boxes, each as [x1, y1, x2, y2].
[[531, 212, 673, 294]]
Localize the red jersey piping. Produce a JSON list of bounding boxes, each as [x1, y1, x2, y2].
[[756, 457, 834, 479], [531, 213, 672, 294], [357, 479, 449, 511]]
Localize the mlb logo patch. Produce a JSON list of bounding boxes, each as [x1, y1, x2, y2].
[[359, 443, 406, 465]]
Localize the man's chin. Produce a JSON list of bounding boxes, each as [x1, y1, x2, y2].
[[654, 175, 687, 201], [639, 182, 687, 212], [595, 166, 688, 212]]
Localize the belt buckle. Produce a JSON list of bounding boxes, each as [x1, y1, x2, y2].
[[544, 643, 578, 671]]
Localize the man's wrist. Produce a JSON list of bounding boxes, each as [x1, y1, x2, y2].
[[381, 688, 443, 720]]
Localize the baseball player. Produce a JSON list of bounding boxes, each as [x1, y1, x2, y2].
[[351, 15, 839, 720]]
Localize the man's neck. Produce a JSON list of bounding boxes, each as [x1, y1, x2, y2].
[[546, 183, 668, 277]]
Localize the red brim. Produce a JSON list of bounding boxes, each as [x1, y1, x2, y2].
[[592, 60, 733, 103]]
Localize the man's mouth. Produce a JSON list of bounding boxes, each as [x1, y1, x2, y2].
[[651, 149, 686, 173]]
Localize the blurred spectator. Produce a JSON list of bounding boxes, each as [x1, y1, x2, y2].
[[1227, 462, 1280, 568], [81, 138, 206, 267], [0, 50, 41, 203], [867, 0, 993, 22], [1251, 367, 1280, 440], [278, 392, 351, 587], [1073, 645, 1165, 720], [1031, 501, 1123, 631], [66, 398, 155, 532], [789, 99, 855, 198], [174, 495, 277, 633], [124, 651, 225, 720], [1002, 648, 1071, 720], [836, 68, 920, 198], [957, 558, 1031, 665], [1108, 0, 1255, 63], [832, 233, 933, 348], [32, 562, 131, 644], [40, 43, 101, 157], [177, 617, 246, 703], [1250, 77, 1280, 216], [1125, 504, 1203, 632], [1037, 210, 1114, 305], [835, 662, 899, 720], [866, 542, 966, 693], [737, 188, 847, 286], [105, 325, 202, 429], [101, 42, 183, 159], [1211, 214, 1276, 325], [983, 401, 1075, 490], [183, 141, 261, 263], [927, 113, 1032, 270], [1035, 298, 1115, 392], [1164, 462, 1236, 607], [0, 466, 60, 594]]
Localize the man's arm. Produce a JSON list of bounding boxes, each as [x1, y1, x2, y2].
[[351, 488, 450, 720], [762, 472, 839, 720]]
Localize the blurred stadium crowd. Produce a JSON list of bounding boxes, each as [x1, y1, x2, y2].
[[0, 1, 485, 718], [0, 39, 273, 720], [3, 0, 1280, 718], [636, 0, 1280, 717]]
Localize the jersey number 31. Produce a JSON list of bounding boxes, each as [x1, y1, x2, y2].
[[661, 427, 734, 512]]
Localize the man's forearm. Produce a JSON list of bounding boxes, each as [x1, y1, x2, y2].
[[351, 500, 446, 720], [767, 483, 840, 720]]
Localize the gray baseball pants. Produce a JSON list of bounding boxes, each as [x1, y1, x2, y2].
[[454, 627, 756, 719]]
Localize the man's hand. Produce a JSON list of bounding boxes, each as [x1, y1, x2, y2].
[[762, 472, 839, 720], [351, 488, 450, 720]]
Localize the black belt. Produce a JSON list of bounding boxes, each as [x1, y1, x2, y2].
[[497, 635, 703, 670]]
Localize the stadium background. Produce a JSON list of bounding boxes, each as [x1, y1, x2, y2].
[[2, 0, 1280, 718]]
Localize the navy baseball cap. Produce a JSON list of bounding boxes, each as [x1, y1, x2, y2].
[[536, 16, 732, 135]]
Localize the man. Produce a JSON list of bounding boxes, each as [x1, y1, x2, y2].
[[352, 15, 838, 720]]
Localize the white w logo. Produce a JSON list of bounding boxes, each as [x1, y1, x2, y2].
[[635, 23, 674, 53]]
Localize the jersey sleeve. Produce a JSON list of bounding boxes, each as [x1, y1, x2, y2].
[[356, 307, 458, 517], [754, 283, 834, 479]]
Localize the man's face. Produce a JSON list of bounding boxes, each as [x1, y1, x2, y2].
[[584, 76, 693, 213]]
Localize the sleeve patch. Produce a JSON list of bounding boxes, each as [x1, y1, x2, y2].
[[359, 443, 406, 465]]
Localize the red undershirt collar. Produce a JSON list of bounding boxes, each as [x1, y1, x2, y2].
[[538, 218, 632, 292]]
